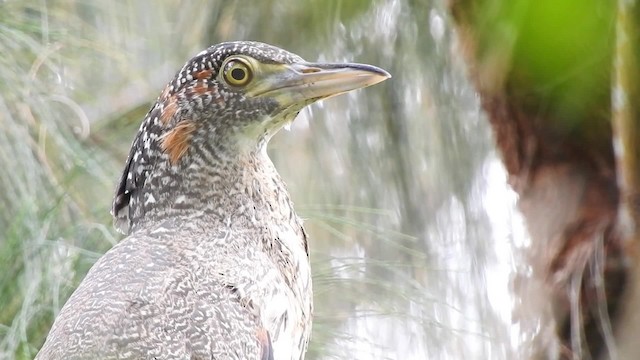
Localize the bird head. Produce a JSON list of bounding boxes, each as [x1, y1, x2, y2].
[[112, 41, 390, 234]]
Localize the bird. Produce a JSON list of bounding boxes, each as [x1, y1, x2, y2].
[[35, 41, 389, 360]]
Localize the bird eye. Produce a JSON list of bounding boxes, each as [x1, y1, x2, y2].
[[222, 58, 253, 87]]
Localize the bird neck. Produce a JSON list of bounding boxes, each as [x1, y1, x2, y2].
[[129, 146, 295, 235]]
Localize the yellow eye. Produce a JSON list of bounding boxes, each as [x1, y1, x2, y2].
[[222, 58, 253, 87]]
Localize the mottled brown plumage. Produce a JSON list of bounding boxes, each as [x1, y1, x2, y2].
[[36, 41, 389, 360]]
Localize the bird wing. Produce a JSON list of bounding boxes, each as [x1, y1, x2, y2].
[[36, 228, 270, 360], [111, 104, 165, 235]]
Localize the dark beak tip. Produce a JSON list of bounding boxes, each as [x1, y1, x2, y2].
[[355, 64, 391, 79], [377, 68, 392, 79], [358, 65, 391, 84], [372, 68, 392, 85]]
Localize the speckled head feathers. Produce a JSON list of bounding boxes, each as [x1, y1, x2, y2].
[[111, 42, 305, 234]]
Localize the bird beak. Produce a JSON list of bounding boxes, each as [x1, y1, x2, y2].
[[250, 61, 391, 106]]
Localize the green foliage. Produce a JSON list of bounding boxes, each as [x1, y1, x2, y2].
[[513, 0, 615, 133], [465, 0, 615, 140]]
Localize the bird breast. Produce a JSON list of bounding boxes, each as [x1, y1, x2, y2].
[[216, 154, 313, 359], [261, 223, 312, 360]]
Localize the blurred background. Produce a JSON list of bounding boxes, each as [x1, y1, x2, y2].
[[0, 0, 529, 359]]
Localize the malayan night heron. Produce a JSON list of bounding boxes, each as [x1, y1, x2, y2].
[[36, 41, 389, 359]]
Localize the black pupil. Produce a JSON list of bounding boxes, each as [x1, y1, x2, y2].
[[231, 67, 245, 81]]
